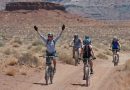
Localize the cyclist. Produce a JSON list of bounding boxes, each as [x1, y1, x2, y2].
[[34, 25, 65, 73], [110, 36, 121, 62], [82, 36, 96, 79], [70, 34, 82, 60]]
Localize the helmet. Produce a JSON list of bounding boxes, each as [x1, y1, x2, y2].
[[83, 35, 91, 45], [74, 34, 78, 38], [85, 35, 90, 39], [113, 36, 118, 41], [48, 33, 53, 37]]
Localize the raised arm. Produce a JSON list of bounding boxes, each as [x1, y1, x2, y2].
[[54, 24, 65, 42], [34, 26, 47, 43]]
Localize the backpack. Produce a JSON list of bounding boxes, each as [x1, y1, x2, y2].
[[112, 41, 119, 49], [83, 45, 92, 58]]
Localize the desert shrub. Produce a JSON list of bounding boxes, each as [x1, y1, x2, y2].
[[58, 48, 74, 65], [31, 45, 44, 53], [4, 49, 11, 55], [103, 50, 112, 56], [12, 37, 22, 45], [32, 40, 43, 46], [8, 59, 18, 66], [21, 71, 27, 76], [97, 53, 108, 60], [18, 52, 40, 67], [3, 48, 16, 55], [0, 41, 4, 47], [121, 44, 130, 51], [125, 59, 130, 71], [6, 69, 16, 76], [12, 43, 20, 48], [93, 46, 99, 51]]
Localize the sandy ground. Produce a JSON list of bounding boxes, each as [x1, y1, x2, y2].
[[0, 52, 129, 90]]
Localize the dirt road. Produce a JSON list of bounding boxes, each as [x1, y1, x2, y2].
[[0, 53, 129, 90], [28, 53, 129, 90]]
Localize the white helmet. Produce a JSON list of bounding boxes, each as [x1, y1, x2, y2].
[[113, 36, 118, 41]]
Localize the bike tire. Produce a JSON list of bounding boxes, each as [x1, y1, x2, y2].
[[50, 67, 54, 84], [114, 55, 118, 66], [45, 66, 49, 85], [85, 67, 90, 87]]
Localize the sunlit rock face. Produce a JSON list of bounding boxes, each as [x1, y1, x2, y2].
[[46, 0, 130, 20]]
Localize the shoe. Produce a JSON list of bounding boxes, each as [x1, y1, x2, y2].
[[90, 71, 94, 74], [90, 69, 94, 74]]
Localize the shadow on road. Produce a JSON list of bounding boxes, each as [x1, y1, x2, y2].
[[71, 83, 87, 87], [33, 82, 47, 86]]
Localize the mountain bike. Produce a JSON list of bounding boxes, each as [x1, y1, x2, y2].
[[39, 56, 55, 85], [83, 57, 96, 87], [83, 58, 91, 87]]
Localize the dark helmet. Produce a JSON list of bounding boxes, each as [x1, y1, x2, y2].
[[74, 34, 78, 38], [83, 35, 91, 45]]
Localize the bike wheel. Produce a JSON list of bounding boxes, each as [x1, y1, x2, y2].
[[85, 67, 90, 87], [114, 55, 118, 66], [50, 67, 54, 84], [45, 67, 49, 85]]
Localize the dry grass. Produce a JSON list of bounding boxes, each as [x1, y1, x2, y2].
[[12, 43, 20, 48], [32, 40, 43, 46], [21, 71, 27, 76], [58, 47, 75, 65], [3, 48, 12, 55], [18, 52, 40, 67], [97, 53, 109, 60], [121, 44, 130, 51], [3, 48, 17, 55], [6, 69, 16, 76], [93, 46, 99, 51], [31, 45, 45, 53], [0, 41, 4, 47], [103, 50, 113, 56], [125, 59, 130, 71], [11, 37, 22, 45], [8, 60, 18, 66]]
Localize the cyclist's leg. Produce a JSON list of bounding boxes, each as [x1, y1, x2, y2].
[[78, 48, 82, 59], [89, 59, 93, 74], [117, 51, 119, 62], [112, 50, 114, 62], [52, 52, 56, 73], [73, 47, 75, 58], [83, 61, 86, 80], [53, 59, 56, 73]]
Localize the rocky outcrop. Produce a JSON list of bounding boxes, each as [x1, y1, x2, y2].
[[5, 2, 66, 11]]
